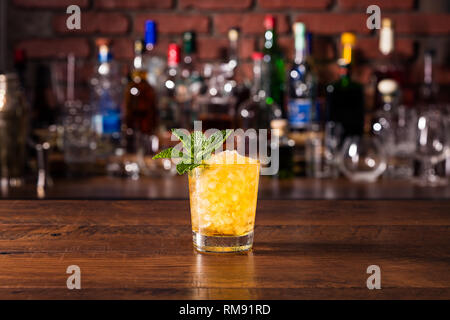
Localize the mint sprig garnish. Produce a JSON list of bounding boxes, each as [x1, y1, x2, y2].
[[153, 129, 233, 175], [152, 147, 183, 159]]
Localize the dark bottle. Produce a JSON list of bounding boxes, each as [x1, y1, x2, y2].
[[237, 52, 282, 130], [326, 32, 365, 139], [0, 74, 28, 186], [124, 40, 158, 135], [181, 31, 200, 86], [14, 49, 27, 90], [180, 31, 202, 128], [195, 64, 236, 131], [33, 64, 57, 128], [262, 15, 286, 115], [287, 22, 318, 131], [143, 20, 165, 93]]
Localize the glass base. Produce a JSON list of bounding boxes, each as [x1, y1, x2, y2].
[[193, 231, 254, 253]]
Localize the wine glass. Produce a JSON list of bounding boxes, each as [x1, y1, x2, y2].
[[339, 135, 387, 183], [414, 109, 448, 186], [324, 121, 343, 178]]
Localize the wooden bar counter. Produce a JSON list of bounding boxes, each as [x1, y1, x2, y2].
[[0, 200, 449, 299]]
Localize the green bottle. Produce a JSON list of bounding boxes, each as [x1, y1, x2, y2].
[[326, 32, 365, 139], [262, 15, 286, 116]]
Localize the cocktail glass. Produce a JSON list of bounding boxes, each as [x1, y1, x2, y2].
[[188, 152, 260, 253]]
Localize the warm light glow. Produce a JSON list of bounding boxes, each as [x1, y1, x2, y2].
[[98, 63, 110, 75], [133, 56, 142, 69], [366, 158, 376, 168], [228, 29, 239, 42], [348, 143, 358, 157], [224, 83, 233, 93], [341, 33, 356, 65], [0, 93, 5, 111], [209, 87, 218, 96], [343, 44, 352, 65], [373, 123, 382, 132], [418, 116, 426, 130], [0, 74, 6, 111], [130, 87, 139, 96], [165, 80, 175, 89], [99, 44, 109, 59], [290, 70, 298, 79]]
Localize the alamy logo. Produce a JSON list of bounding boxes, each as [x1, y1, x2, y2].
[[66, 5, 81, 30], [366, 5, 381, 30], [366, 265, 381, 289], [66, 265, 81, 290]]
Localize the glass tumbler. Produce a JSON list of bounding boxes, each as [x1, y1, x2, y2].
[[63, 100, 97, 164], [189, 163, 260, 253]]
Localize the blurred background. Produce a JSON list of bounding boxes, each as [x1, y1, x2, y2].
[[0, 0, 449, 199]]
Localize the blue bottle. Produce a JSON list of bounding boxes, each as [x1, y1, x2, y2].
[[90, 44, 123, 157]]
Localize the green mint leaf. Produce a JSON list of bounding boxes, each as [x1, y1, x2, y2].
[[155, 129, 233, 175], [176, 163, 202, 175], [198, 129, 233, 160], [152, 147, 183, 159]]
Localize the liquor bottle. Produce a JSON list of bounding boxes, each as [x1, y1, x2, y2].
[[286, 23, 318, 177], [181, 31, 201, 89], [374, 78, 417, 179], [420, 49, 439, 106], [262, 15, 286, 114], [237, 52, 282, 130], [159, 43, 183, 130], [90, 43, 123, 157], [195, 63, 236, 131], [124, 40, 158, 136], [180, 31, 202, 123], [373, 18, 405, 110], [228, 27, 239, 73], [32, 64, 56, 129], [227, 27, 251, 127], [326, 32, 365, 139], [287, 22, 318, 131], [143, 20, 166, 93], [270, 119, 295, 179], [13, 49, 27, 90]]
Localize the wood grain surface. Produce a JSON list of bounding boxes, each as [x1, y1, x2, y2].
[[0, 200, 449, 299]]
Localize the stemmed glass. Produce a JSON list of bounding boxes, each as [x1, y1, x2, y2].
[[414, 109, 448, 186]]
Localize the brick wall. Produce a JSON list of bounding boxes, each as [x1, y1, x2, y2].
[[6, 0, 450, 100]]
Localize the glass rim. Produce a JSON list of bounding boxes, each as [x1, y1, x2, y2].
[[192, 162, 261, 167]]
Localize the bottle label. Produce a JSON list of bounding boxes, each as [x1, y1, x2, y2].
[[288, 98, 312, 128], [92, 112, 121, 135], [102, 112, 121, 134]]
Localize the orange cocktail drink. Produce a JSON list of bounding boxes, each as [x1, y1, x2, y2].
[[188, 151, 260, 252]]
